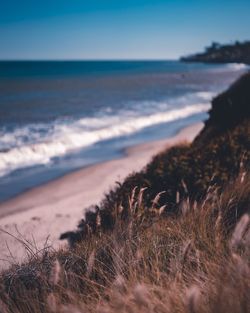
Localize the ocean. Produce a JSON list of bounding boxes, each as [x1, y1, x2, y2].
[[0, 60, 248, 202]]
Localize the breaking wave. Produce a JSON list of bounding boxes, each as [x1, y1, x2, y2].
[[226, 63, 249, 71], [0, 102, 211, 177]]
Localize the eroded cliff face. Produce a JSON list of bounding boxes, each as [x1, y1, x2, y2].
[[194, 72, 250, 145]]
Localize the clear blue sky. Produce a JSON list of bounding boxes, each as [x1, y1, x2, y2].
[[1, 0, 249, 60]]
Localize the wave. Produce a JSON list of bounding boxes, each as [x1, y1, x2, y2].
[[207, 62, 249, 74], [0, 103, 210, 177], [226, 63, 249, 71], [194, 91, 214, 101]]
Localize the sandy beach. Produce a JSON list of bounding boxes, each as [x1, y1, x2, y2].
[[0, 123, 203, 269]]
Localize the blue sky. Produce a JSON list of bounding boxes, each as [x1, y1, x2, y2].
[[0, 0, 250, 60]]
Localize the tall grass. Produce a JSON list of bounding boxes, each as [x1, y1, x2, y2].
[[63, 118, 249, 244], [0, 172, 249, 313]]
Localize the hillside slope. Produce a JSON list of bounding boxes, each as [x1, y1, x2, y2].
[[62, 72, 250, 244]]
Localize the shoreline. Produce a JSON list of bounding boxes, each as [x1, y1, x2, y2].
[[0, 122, 203, 269]]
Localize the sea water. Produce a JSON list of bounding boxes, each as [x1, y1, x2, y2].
[[0, 60, 248, 201]]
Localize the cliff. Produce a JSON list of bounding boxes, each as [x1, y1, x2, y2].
[[194, 71, 250, 144], [181, 41, 250, 64]]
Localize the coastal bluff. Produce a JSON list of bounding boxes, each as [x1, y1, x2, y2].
[[181, 41, 250, 65], [194, 71, 250, 144]]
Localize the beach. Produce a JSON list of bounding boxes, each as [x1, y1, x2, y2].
[[0, 122, 203, 269], [1, 60, 246, 203], [0, 60, 247, 270]]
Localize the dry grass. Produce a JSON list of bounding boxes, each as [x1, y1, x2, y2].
[[66, 118, 249, 244], [0, 172, 249, 313]]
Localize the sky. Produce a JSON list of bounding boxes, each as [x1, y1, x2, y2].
[[0, 0, 250, 60]]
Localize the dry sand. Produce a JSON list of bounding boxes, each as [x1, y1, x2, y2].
[[0, 123, 203, 269]]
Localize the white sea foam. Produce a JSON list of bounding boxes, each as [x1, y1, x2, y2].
[[0, 102, 210, 177], [207, 63, 249, 74], [226, 63, 249, 71], [195, 91, 214, 101]]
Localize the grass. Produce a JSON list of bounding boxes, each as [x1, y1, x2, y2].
[[0, 171, 249, 312]]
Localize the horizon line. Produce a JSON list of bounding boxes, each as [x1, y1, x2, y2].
[[0, 58, 179, 62]]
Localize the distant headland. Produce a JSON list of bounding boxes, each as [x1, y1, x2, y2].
[[181, 40, 250, 64]]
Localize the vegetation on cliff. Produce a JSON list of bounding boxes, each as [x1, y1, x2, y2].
[[0, 171, 249, 313], [181, 40, 250, 64]]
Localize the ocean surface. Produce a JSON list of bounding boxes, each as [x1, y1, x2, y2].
[[0, 60, 248, 202]]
